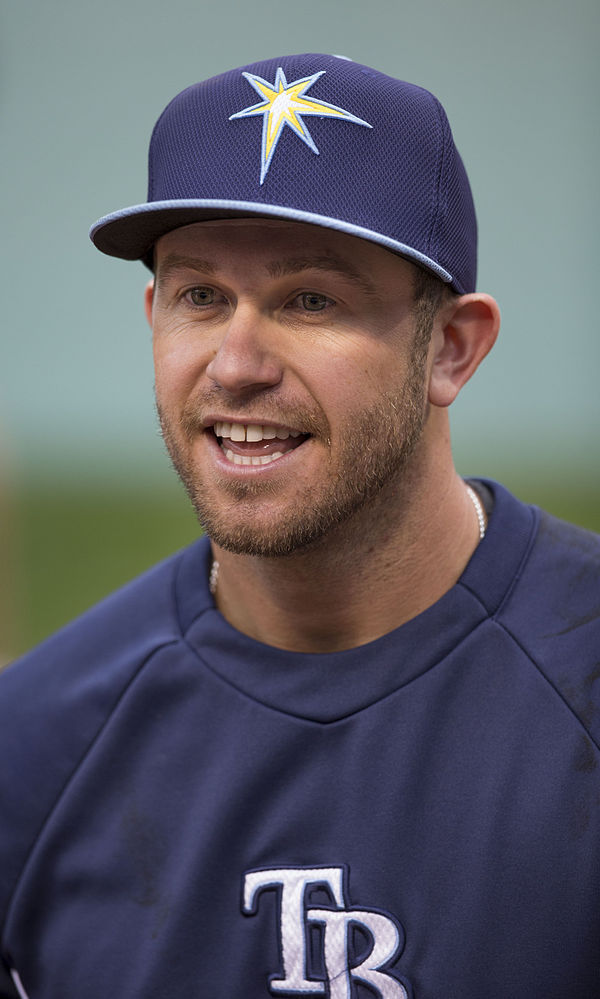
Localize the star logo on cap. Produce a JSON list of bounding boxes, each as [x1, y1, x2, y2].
[[229, 67, 372, 184]]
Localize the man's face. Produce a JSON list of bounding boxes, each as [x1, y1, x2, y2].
[[150, 219, 434, 557]]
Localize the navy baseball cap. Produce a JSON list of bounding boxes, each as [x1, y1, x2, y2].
[[90, 53, 477, 293]]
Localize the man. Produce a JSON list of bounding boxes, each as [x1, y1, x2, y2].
[[1, 54, 598, 998]]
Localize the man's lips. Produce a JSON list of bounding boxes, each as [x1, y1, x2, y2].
[[208, 420, 310, 467]]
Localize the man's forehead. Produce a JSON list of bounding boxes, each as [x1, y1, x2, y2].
[[154, 218, 417, 285]]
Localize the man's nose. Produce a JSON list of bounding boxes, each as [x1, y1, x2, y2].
[[205, 305, 283, 394]]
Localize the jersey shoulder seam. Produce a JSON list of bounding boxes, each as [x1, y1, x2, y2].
[[493, 617, 600, 756]]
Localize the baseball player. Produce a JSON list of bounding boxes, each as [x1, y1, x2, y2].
[[1, 54, 599, 998]]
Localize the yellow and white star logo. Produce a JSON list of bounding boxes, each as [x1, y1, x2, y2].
[[229, 67, 372, 184]]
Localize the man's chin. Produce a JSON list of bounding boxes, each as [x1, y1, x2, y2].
[[194, 506, 332, 559]]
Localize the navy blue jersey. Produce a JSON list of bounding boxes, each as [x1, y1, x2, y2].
[[1, 482, 599, 998]]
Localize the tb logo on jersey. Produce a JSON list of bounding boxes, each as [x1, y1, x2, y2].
[[242, 865, 412, 997]]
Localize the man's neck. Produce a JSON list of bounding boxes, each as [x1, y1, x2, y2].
[[210, 465, 485, 654]]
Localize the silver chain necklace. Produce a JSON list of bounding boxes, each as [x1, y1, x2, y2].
[[209, 558, 220, 595], [465, 483, 487, 540]]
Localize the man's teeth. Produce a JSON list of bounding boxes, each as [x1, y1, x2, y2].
[[223, 449, 284, 466], [213, 421, 301, 442]]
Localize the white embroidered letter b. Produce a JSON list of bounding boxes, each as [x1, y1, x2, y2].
[[308, 907, 407, 998]]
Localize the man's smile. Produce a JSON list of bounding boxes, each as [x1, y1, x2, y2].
[[209, 421, 310, 467]]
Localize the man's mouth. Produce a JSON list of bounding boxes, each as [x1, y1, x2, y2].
[[211, 421, 309, 466]]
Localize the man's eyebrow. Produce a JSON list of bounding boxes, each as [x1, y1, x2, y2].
[[155, 254, 217, 287], [267, 255, 382, 301], [155, 251, 384, 302]]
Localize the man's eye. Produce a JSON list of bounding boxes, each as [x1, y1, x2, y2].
[[295, 292, 332, 312], [186, 286, 215, 306]]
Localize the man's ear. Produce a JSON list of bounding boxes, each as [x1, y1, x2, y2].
[[428, 293, 500, 408], [144, 280, 155, 327]]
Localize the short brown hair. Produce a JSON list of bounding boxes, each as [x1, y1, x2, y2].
[[412, 266, 454, 351]]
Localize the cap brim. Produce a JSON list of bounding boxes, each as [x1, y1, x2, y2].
[[90, 198, 453, 283]]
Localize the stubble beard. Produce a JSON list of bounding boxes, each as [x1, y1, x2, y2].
[[157, 339, 430, 558]]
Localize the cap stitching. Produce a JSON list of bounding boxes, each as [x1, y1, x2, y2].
[[425, 94, 448, 268]]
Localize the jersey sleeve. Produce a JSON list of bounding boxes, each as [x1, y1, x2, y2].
[[0, 545, 191, 939], [497, 510, 600, 748]]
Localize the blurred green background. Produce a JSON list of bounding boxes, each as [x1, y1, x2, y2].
[[1, 0, 598, 661]]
